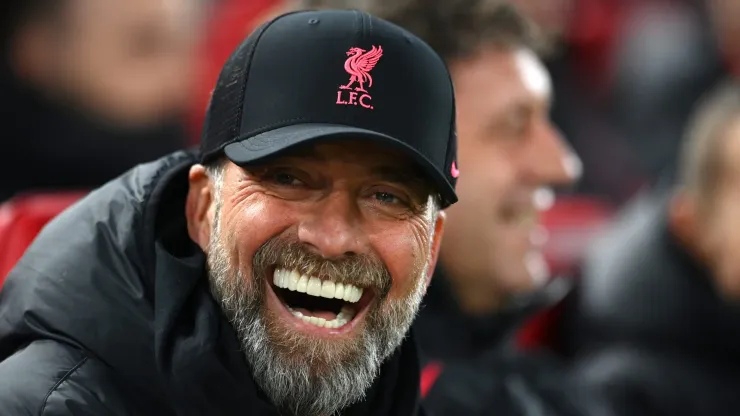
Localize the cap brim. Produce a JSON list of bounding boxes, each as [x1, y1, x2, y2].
[[223, 123, 457, 207]]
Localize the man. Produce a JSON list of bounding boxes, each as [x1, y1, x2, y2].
[[0, 10, 456, 416], [0, 0, 199, 201], [568, 80, 740, 415]]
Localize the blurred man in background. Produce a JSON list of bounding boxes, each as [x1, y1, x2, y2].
[[0, 0, 201, 201], [300, 0, 580, 358], [296, 2, 608, 415], [568, 80, 740, 415]]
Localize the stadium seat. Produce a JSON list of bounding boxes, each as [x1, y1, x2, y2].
[[0, 191, 86, 286]]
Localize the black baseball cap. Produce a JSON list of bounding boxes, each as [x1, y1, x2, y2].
[[199, 9, 458, 207]]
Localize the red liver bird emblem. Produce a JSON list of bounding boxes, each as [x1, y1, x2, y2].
[[339, 45, 383, 92]]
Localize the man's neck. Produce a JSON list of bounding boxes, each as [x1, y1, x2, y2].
[[447, 273, 504, 316]]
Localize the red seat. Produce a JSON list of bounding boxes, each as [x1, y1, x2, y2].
[[0, 191, 87, 286]]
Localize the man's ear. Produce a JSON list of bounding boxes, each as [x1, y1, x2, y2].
[[668, 189, 701, 256], [424, 210, 446, 289], [186, 164, 214, 251]]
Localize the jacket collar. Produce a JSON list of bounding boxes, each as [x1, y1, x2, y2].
[[415, 267, 570, 360]]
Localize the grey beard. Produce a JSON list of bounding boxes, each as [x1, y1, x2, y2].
[[206, 211, 428, 416]]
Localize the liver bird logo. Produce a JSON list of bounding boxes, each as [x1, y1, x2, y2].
[[339, 45, 383, 93]]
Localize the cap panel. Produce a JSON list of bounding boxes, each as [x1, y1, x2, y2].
[[199, 10, 458, 206], [237, 11, 453, 170], [199, 21, 272, 163]]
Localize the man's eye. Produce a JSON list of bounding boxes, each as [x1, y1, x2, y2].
[[272, 172, 302, 186], [374, 191, 401, 205]]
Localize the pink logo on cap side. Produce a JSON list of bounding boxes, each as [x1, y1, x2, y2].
[[450, 161, 460, 178], [336, 45, 383, 110]]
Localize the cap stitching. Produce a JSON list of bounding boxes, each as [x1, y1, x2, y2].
[[233, 117, 313, 143], [351, 10, 361, 47]]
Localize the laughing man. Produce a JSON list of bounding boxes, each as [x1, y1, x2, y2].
[[0, 10, 457, 416]]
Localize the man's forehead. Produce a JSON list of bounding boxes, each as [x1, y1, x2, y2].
[[453, 46, 552, 113], [240, 140, 430, 183], [513, 48, 552, 102]]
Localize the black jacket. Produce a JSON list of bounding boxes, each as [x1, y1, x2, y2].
[[415, 271, 612, 416], [0, 150, 424, 415], [566, 190, 740, 415], [415, 269, 572, 362]]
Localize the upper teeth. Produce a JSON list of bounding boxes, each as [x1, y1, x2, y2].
[[273, 269, 364, 303]]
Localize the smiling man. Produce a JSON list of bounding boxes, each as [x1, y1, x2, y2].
[[0, 9, 456, 416]]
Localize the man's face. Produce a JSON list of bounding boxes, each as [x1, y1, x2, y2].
[[189, 140, 443, 416], [441, 46, 578, 305], [696, 118, 740, 300], [21, 0, 199, 125]]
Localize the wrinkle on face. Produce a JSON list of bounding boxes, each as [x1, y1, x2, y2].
[[197, 139, 443, 416], [212, 140, 440, 296]]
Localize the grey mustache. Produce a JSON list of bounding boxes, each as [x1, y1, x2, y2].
[[252, 237, 392, 298]]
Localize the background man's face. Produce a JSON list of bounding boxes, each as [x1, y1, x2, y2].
[[19, 0, 200, 125], [697, 118, 740, 300], [199, 140, 442, 416], [441, 46, 577, 306]]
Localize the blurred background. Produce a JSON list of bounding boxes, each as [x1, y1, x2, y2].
[[2, 1, 740, 414], [3, 0, 736, 277]]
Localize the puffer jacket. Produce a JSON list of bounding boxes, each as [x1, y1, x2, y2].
[[415, 270, 614, 416]]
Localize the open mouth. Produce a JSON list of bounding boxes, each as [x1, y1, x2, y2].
[[270, 268, 372, 330]]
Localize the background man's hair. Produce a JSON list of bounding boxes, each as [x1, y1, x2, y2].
[[678, 79, 740, 198], [294, 0, 545, 63]]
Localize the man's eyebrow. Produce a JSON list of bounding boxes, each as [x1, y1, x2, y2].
[[370, 166, 428, 187]]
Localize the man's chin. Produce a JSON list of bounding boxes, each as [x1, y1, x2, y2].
[[245, 310, 379, 416], [262, 283, 380, 371], [524, 249, 550, 286], [493, 249, 550, 295]]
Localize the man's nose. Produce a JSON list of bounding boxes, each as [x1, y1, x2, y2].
[[525, 123, 582, 186], [296, 192, 368, 259]]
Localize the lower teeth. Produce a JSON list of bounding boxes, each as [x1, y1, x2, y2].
[[289, 305, 356, 329]]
